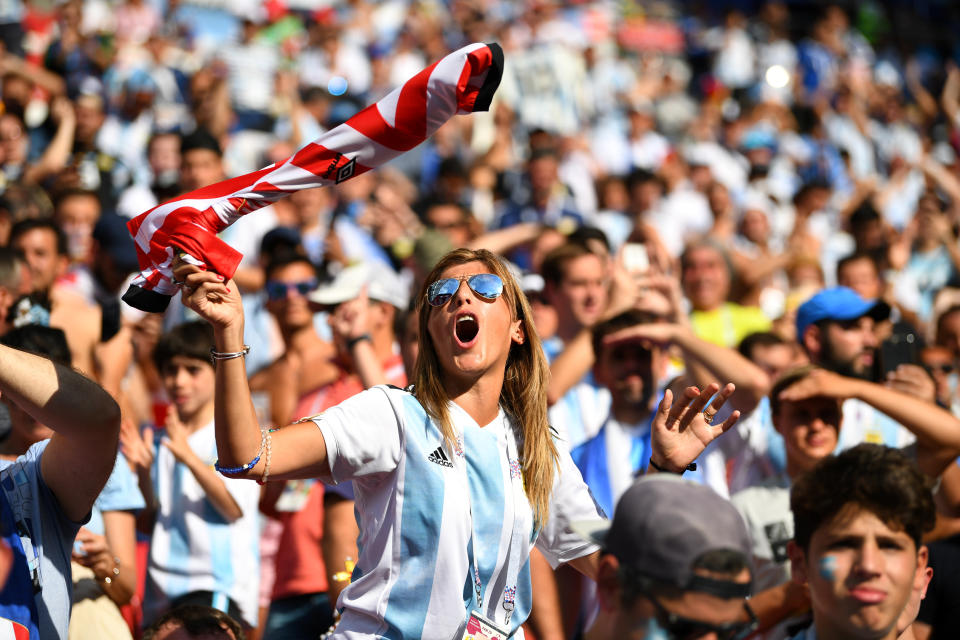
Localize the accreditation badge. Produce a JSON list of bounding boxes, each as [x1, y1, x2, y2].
[[462, 611, 510, 640]]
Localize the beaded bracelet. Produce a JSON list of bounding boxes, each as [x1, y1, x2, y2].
[[215, 427, 265, 475], [257, 428, 278, 485], [210, 345, 251, 363]]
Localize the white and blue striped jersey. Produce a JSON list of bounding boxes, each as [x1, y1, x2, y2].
[[313, 385, 603, 639], [144, 421, 261, 628], [838, 398, 915, 451]]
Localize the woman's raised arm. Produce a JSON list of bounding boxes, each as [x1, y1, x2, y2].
[[174, 260, 329, 481]]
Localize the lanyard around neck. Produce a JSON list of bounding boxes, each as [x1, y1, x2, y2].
[[457, 417, 527, 629]]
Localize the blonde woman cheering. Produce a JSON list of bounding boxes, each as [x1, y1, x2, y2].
[[174, 248, 739, 639]]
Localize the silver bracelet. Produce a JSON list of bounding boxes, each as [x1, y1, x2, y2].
[[210, 345, 250, 363]]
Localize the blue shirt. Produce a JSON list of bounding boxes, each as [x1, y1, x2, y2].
[[86, 451, 145, 537], [0, 441, 83, 639]]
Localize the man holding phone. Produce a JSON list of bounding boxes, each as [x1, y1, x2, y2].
[[796, 286, 922, 450]]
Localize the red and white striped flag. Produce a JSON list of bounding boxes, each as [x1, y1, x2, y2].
[[0, 618, 30, 640], [123, 42, 503, 312]]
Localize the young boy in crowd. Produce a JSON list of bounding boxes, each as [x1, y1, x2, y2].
[[733, 365, 960, 637], [126, 321, 260, 630], [787, 444, 935, 640]]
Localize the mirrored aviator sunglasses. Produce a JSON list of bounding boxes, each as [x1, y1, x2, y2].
[[427, 273, 504, 307]]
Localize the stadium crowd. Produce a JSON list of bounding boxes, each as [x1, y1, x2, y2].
[[2, 0, 960, 638]]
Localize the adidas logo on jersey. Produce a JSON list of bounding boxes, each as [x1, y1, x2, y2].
[[427, 446, 453, 467]]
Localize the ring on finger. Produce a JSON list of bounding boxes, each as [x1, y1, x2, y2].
[[702, 408, 717, 423], [171, 278, 186, 287]]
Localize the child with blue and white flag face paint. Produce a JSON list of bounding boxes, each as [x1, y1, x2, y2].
[[173, 246, 743, 639], [787, 445, 934, 640]]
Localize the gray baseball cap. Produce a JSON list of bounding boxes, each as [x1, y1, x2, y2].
[[574, 475, 754, 598]]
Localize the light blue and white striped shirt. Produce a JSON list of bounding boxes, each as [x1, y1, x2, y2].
[[145, 422, 261, 628], [314, 386, 603, 639]]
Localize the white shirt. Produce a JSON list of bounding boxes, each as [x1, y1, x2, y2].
[[145, 421, 261, 627], [314, 386, 603, 639]]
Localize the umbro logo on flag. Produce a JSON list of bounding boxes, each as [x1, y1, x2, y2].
[[427, 446, 453, 468], [335, 157, 357, 184]]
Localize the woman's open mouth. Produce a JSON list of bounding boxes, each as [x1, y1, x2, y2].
[[454, 313, 480, 347]]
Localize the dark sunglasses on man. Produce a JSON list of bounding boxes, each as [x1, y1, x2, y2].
[[265, 279, 318, 302], [645, 592, 758, 640]]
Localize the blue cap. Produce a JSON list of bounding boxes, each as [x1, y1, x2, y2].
[[741, 128, 777, 152], [796, 286, 891, 338]]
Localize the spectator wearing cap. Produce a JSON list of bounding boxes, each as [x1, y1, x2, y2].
[[301, 260, 409, 416], [256, 261, 409, 639], [521, 272, 558, 345], [787, 445, 935, 640], [577, 475, 757, 640], [89, 212, 143, 335], [795, 286, 921, 450]]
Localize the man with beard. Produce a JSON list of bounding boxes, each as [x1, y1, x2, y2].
[[567, 308, 768, 636], [571, 308, 770, 513], [797, 286, 917, 450]]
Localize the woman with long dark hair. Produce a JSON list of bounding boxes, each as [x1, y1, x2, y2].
[[173, 247, 739, 639]]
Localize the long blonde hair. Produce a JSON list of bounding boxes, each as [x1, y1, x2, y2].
[[413, 249, 558, 529]]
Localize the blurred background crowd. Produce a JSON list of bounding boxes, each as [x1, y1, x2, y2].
[[3, 0, 960, 638]]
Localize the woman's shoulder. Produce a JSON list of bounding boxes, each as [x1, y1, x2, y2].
[[319, 384, 422, 426]]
